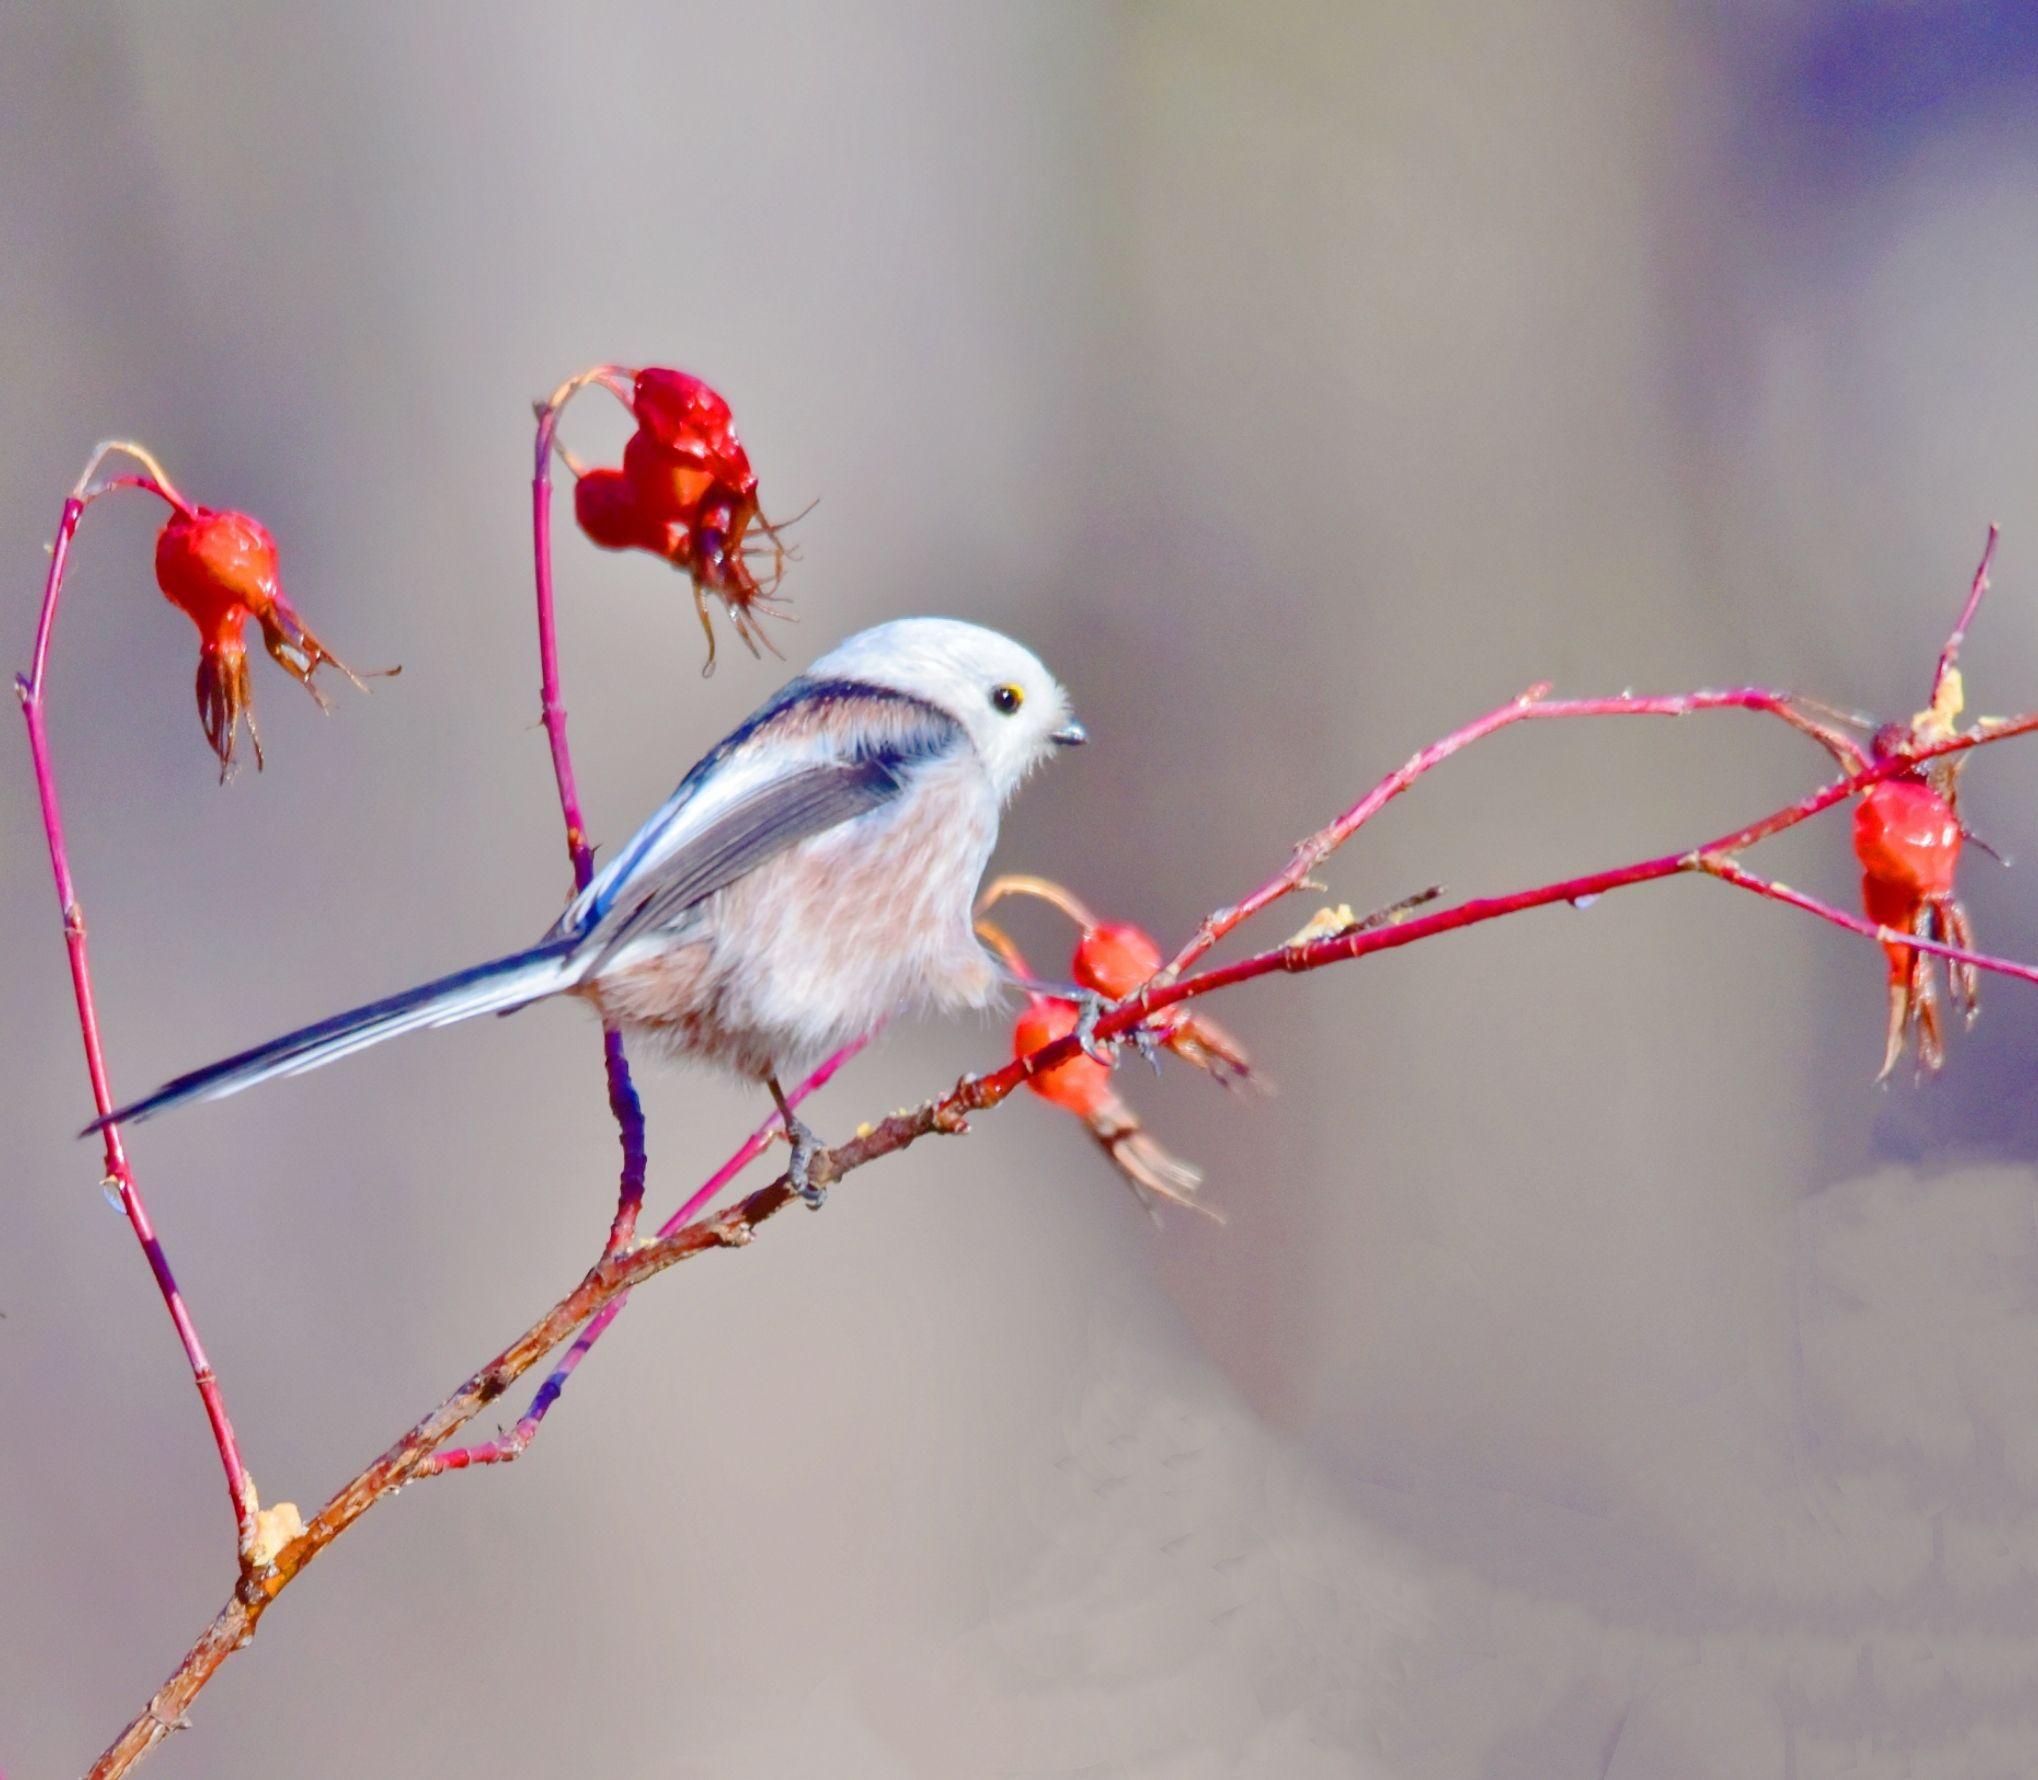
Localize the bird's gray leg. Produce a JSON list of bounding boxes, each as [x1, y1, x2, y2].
[[1070, 990, 1123, 1066], [769, 1074, 827, 1209], [1006, 967, 1151, 1069], [1081, 995, 1164, 1074]]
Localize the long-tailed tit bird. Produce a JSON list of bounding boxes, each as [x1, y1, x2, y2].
[[93, 617, 1086, 1201]]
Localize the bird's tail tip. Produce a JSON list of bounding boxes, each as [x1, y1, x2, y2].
[[71, 939, 581, 1138]]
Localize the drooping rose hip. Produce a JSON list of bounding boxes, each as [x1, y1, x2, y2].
[[1014, 995, 1113, 1117], [1852, 777, 1976, 1077], [566, 365, 797, 672], [1011, 993, 1207, 1214], [155, 506, 367, 778]]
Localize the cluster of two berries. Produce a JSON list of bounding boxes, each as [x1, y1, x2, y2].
[[1003, 898, 1260, 1104], [570, 368, 790, 664], [991, 893, 1261, 1215]]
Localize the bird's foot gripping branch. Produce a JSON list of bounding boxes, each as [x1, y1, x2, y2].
[[19, 380, 2038, 1779]]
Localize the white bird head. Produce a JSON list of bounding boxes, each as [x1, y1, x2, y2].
[[809, 617, 1084, 800]]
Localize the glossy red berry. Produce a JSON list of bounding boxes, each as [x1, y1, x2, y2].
[[631, 368, 751, 489], [573, 467, 661, 554], [156, 506, 279, 629], [154, 506, 364, 779], [1852, 780, 1962, 899], [1072, 921, 1165, 999], [1851, 777, 1976, 1078], [621, 428, 716, 525], [565, 367, 793, 671], [1013, 996, 1112, 1117]]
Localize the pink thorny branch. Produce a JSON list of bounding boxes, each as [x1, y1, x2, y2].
[[17, 442, 263, 1568]]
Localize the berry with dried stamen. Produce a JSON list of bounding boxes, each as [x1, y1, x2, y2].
[[564, 366, 798, 672], [1853, 777, 1976, 1077], [154, 506, 366, 779]]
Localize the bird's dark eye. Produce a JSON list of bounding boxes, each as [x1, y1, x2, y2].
[[990, 683, 1024, 716]]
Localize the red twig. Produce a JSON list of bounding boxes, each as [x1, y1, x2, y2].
[[1163, 685, 1866, 980], [16, 445, 258, 1561], [1694, 852, 2038, 988], [530, 368, 649, 1255], [298, 564, 2038, 1483], [1934, 523, 2000, 714], [420, 1032, 865, 1473], [659, 1034, 871, 1233], [1081, 709, 2038, 1096]]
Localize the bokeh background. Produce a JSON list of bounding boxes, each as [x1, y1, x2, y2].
[[7, 3, 2038, 1774]]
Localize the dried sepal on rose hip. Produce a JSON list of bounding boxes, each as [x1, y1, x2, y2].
[[1013, 994, 1210, 1217], [567, 366, 799, 672], [154, 505, 370, 779], [1853, 772, 1977, 1079]]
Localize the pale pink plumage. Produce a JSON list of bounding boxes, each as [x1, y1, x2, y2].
[[590, 737, 1001, 1078]]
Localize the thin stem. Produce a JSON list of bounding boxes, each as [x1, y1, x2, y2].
[[1162, 685, 1866, 981], [418, 1033, 866, 1474], [977, 873, 1102, 930], [1048, 712, 2038, 1100], [660, 1035, 868, 1233], [1693, 853, 2038, 988], [17, 475, 258, 1562], [598, 1026, 647, 1255], [530, 365, 648, 1252], [1933, 523, 2000, 715], [426, 364, 857, 1475], [530, 366, 634, 879], [418, 1297, 624, 1475], [429, 361, 849, 1476], [971, 914, 1034, 983], [71, 439, 194, 514]]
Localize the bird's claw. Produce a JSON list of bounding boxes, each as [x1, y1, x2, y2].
[[783, 1116, 827, 1209], [1073, 991, 1118, 1064], [1130, 1023, 1166, 1077], [1075, 990, 1169, 1074]]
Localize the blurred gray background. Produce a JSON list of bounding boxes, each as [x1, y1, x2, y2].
[[7, 3, 2038, 1775]]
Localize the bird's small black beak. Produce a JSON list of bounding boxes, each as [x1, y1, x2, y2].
[[1051, 721, 1087, 748]]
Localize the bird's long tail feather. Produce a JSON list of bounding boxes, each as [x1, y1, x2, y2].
[[86, 938, 586, 1132]]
